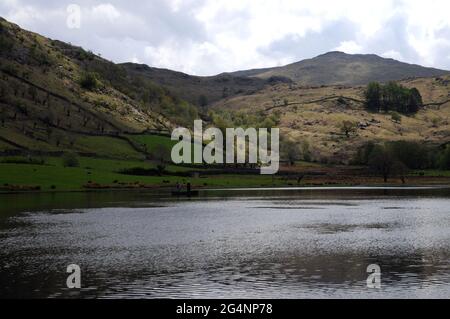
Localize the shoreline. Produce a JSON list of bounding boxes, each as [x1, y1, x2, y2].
[[1, 180, 450, 195]]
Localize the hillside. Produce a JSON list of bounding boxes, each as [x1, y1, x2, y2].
[[2, 16, 450, 166], [229, 51, 449, 86], [0, 17, 199, 157], [211, 75, 450, 164], [121, 63, 291, 107]]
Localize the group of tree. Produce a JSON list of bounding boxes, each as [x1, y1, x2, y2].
[[281, 137, 312, 165], [208, 109, 281, 131], [355, 140, 450, 182], [364, 82, 423, 114]]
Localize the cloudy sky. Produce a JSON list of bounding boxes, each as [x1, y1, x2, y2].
[[1, 0, 450, 75]]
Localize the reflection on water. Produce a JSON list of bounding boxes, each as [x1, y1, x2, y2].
[[0, 187, 449, 299]]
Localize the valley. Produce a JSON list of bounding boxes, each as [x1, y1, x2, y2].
[[1, 17, 450, 192]]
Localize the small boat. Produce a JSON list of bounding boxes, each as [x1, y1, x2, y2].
[[171, 190, 199, 196]]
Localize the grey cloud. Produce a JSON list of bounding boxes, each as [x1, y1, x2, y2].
[[1, 1, 449, 74], [363, 14, 421, 64], [0, 0, 208, 63], [259, 19, 358, 63]]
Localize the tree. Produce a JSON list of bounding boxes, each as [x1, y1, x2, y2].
[[368, 145, 396, 182], [365, 82, 382, 112], [198, 95, 208, 108], [368, 145, 408, 183], [43, 112, 54, 126], [301, 140, 312, 162], [0, 107, 6, 126], [28, 86, 38, 101], [364, 82, 423, 114], [68, 136, 77, 147], [408, 88, 423, 113], [387, 141, 430, 170], [52, 132, 65, 146], [152, 144, 170, 175], [340, 120, 358, 137], [354, 141, 376, 165], [281, 139, 301, 165], [62, 152, 79, 168], [438, 145, 450, 170], [392, 161, 409, 184]]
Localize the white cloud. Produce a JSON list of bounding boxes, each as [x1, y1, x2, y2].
[[92, 4, 121, 21], [382, 50, 404, 61], [334, 41, 363, 54], [1, 0, 450, 75]]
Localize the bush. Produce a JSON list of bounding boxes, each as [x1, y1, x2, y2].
[[0, 35, 13, 53], [391, 112, 402, 123], [79, 72, 99, 90], [62, 152, 80, 167]]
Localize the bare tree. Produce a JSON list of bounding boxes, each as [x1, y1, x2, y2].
[[340, 121, 358, 138]]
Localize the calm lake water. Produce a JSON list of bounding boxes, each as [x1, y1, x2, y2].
[[0, 187, 449, 299]]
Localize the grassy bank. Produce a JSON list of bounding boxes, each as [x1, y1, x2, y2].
[[1, 155, 450, 193], [0, 156, 289, 192]]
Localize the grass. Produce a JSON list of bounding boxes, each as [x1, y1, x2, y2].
[[1, 155, 450, 192], [0, 156, 286, 191], [75, 136, 143, 159], [0, 139, 17, 150], [412, 170, 450, 177], [0, 127, 59, 151], [213, 77, 450, 164], [127, 134, 175, 151], [0, 157, 177, 191]]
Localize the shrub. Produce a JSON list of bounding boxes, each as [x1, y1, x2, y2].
[[391, 112, 402, 123], [62, 152, 80, 167], [79, 72, 99, 90], [340, 120, 358, 137]]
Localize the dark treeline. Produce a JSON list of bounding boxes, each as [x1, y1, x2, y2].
[[365, 82, 423, 114], [355, 141, 450, 182]]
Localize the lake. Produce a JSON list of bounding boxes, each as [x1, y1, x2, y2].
[[0, 187, 449, 299]]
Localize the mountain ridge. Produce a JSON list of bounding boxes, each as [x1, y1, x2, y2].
[[121, 51, 449, 107], [226, 51, 449, 86]]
